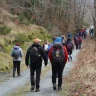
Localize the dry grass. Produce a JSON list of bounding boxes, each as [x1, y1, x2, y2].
[[61, 37, 96, 96]]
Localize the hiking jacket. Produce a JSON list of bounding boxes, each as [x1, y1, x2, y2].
[[11, 46, 23, 61], [48, 46, 68, 64], [25, 43, 47, 68]]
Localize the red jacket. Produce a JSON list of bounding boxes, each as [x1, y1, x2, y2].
[[48, 46, 68, 64]]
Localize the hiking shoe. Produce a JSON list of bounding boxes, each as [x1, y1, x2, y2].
[[53, 87, 56, 90], [36, 89, 40, 92], [17, 74, 21, 76], [13, 74, 15, 77], [58, 86, 62, 91], [53, 83, 56, 90], [31, 86, 35, 90]]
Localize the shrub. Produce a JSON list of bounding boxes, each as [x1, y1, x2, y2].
[[0, 26, 11, 35], [14, 33, 30, 44]]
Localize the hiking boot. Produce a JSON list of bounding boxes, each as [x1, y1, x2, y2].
[[36, 89, 40, 92], [53, 83, 56, 90], [31, 86, 35, 90], [58, 86, 62, 91], [17, 74, 21, 76], [13, 74, 15, 77], [70, 55, 72, 60]]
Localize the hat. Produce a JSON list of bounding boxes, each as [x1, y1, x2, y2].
[[54, 37, 62, 43], [16, 43, 20, 46], [34, 38, 41, 43]]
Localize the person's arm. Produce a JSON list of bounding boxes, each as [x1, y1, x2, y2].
[[48, 47, 52, 62], [40, 47, 48, 66], [25, 49, 30, 67], [63, 46, 68, 64], [20, 48, 23, 57]]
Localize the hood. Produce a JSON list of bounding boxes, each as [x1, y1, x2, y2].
[[32, 43, 41, 48], [13, 46, 20, 50], [54, 37, 62, 43]]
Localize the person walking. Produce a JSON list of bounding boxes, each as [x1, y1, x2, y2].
[[11, 43, 23, 77], [66, 40, 74, 61], [48, 37, 68, 91], [43, 40, 49, 62], [74, 34, 79, 50], [61, 34, 66, 46], [25, 38, 48, 92]]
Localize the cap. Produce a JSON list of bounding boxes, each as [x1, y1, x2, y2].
[[34, 38, 41, 43]]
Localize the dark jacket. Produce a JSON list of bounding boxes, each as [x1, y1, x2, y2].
[[25, 43, 47, 68]]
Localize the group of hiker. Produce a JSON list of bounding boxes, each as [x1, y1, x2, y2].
[[11, 27, 89, 92]]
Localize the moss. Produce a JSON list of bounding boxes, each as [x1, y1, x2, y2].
[[14, 33, 30, 44], [0, 26, 52, 72]]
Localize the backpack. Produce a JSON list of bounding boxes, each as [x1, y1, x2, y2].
[[66, 41, 73, 50], [12, 49, 20, 59], [78, 36, 82, 43], [75, 37, 79, 44], [29, 46, 41, 63], [44, 44, 48, 52], [52, 43, 65, 63]]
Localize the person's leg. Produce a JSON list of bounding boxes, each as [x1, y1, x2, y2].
[[30, 66, 35, 90], [68, 50, 70, 61], [52, 64, 57, 90], [58, 64, 65, 91], [70, 50, 72, 60], [13, 61, 16, 77], [17, 61, 21, 76], [36, 67, 41, 92], [76, 44, 78, 50]]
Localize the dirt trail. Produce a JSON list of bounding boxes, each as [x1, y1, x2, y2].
[[0, 50, 79, 96]]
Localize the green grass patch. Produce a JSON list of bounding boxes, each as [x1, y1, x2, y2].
[[0, 26, 11, 35]]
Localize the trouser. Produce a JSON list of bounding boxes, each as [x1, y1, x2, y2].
[[13, 61, 20, 75], [67, 50, 72, 55], [30, 66, 41, 89], [75, 44, 78, 50], [78, 43, 82, 49], [51, 62, 65, 87]]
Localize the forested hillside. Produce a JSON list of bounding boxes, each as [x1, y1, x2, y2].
[[0, 0, 93, 35]]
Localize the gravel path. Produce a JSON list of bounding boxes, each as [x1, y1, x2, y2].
[[0, 49, 79, 96]]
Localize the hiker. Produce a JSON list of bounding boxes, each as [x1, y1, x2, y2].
[[74, 34, 79, 50], [43, 40, 49, 62], [78, 35, 82, 49], [61, 34, 66, 46], [25, 38, 48, 92], [90, 28, 94, 37], [66, 40, 74, 61], [48, 37, 68, 91], [83, 30, 87, 39], [78, 31, 83, 37], [11, 43, 23, 77], [47, 37, 56, 52]]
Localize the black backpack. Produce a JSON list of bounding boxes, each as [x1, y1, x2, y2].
[[52, 42, 65, 63], [29, 46, 41, 63]]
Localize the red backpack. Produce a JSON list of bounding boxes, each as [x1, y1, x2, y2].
[[66, 41, 73, 50]]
